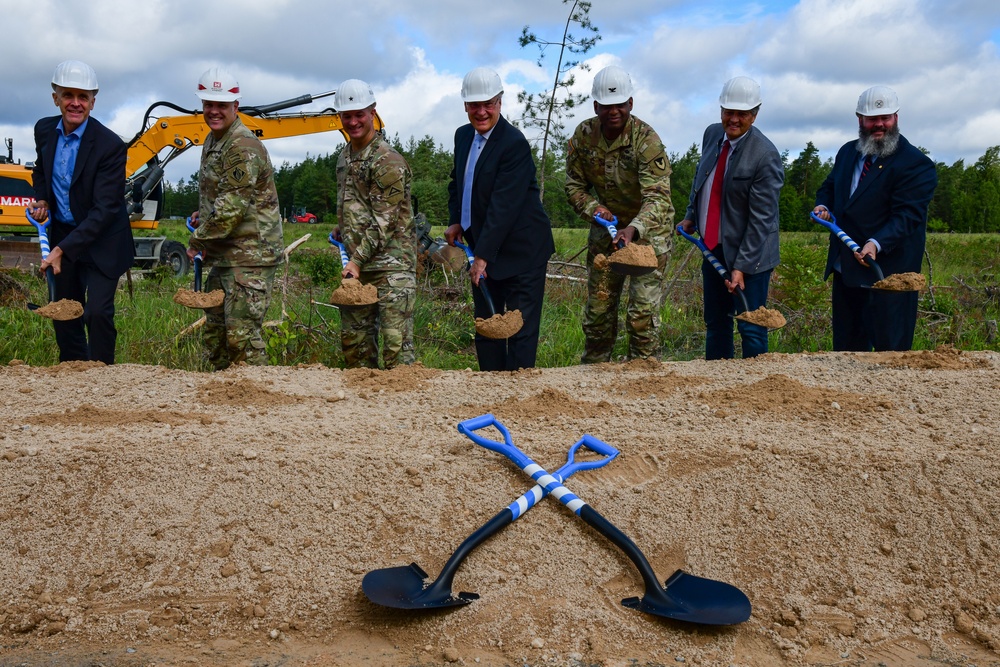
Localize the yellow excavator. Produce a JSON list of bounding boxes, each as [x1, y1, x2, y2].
[[0, 91, 382, 274]]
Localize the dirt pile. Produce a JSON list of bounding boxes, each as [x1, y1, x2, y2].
[[330, 278, 378, 306], [173, 288, 225, 309], [873, 272, 926, 291], [1, 350, 999, 667], [33, 298, 83, 321]]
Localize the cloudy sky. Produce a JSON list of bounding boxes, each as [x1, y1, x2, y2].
[[2, 0, 999, 185]]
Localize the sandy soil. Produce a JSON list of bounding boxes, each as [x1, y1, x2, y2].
[[1, 348, 999, 667]]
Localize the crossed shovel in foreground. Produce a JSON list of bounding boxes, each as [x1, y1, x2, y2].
[[363, 414, 752, 626]]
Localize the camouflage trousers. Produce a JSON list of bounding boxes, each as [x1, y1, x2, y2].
[[340, 270, 415, 369], [203, 265, 277, 371], [582, 239, 668, 364]]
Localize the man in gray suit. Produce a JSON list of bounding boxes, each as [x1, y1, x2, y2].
[[679, 76, 784, 359]]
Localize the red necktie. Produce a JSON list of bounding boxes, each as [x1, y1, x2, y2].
[[704, 140, 730, 250], [859, 155, 872, 183]]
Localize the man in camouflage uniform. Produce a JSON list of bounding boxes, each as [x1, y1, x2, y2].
[[565, 65, 675, 363], [187, 67, 284, 371], [334, 79, 415, 369]]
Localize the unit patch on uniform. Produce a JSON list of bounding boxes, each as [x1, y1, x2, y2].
[[653, 157, 667, 173], [229, 166, 248, 186]]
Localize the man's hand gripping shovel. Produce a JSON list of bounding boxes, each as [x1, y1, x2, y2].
[[23, 208, 82, 321], [454, 241, 523, 339]]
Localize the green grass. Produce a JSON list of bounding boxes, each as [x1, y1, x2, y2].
[[2, 231, 998, 368]]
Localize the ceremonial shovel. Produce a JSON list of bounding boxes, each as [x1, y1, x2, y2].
[[458, 413, 753, 626], [362, 433, 619, 609]]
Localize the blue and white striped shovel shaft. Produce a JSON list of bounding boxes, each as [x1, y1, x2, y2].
[[509, 463, 585, 516], [810, 212, 862, 253], [24, 209, 50, 259], [327, 233, 351, 268]]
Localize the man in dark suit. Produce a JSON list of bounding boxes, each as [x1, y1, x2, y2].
[[445, 67, 555, 371], [28, 60, 133, 365], [679, 76, 784, 360], [813, 86, 937, 352]]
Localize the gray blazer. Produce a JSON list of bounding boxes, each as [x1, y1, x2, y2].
[[685, 123, 784, 275]]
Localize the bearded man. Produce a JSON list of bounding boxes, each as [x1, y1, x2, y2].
[[813, 86, 937, 351]]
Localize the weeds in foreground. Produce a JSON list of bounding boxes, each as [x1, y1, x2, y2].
[[1, 232, 998, 369]]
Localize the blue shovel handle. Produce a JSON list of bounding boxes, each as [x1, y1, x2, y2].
[[594, 214, 625, 249], [327, 232, 357, 278], [25, 209, 56, 301], [458, 414, 618, 521], [458, 414, 617, 515], [810, 211, 885, 282], [676, 224, 750, 313], [453, 241, 497, 316]]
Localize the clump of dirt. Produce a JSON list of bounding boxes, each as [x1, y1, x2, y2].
[[40, 360, 105, 373], [197, 377, 299, 407], [486, 386, 601, 420], [700, 373, 892, 419], [612, 372, 709, 398], [873, 272, 926, 291], [608, 243, 657, 270], [173, 288, 225, 309], [27, 404, 200, 428], [737, 305, 787, 329], [0, 271, 28, 306], [593, 253, 610, 271], [865, 345, 988, 370], [476, 310, 523, 339], [33, 298, 83, 321], [330, 278, 378, 306], [343, 363, 442, 392]]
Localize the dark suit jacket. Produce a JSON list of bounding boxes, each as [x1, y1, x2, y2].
[[816, 134, 937, 287], [447, 115, 554, 280], [32, 115, 134, 279], [685, 124, 783, 275]]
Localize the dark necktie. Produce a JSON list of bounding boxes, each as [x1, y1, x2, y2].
[[859, 155, 873, 183], [704, 140, 730, 250]]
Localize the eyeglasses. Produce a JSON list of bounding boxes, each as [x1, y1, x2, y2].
[[466, 98, 500, 112]]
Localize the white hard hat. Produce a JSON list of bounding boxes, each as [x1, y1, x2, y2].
[[461, 67, 503, 103], [719, 76, 761, 111], [196, 67, 241, 102], [51, 60, 98, 92], [591, 66, 633, 105], [335, 79, 376, 112], [856, 85, 899, 116]]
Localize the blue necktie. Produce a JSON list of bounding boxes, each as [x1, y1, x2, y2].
[[461, 134, 485, 231]]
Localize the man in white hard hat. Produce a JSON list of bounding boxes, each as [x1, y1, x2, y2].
[[680, 76, 784, 360], [565, 65, 675, 363], [333, 79, 416, 369], [445, 67, 555, 371], [813, 86, 937, 351], [187, 67, 284, 370], [28, 60, 134, 364]]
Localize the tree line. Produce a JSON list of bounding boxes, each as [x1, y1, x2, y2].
[[161, 137, 1000, 234]]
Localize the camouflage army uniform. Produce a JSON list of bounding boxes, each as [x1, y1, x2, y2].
[[192, 117, 283, 371], [336, 133, 416, 369], [565, 115, 675, 363]]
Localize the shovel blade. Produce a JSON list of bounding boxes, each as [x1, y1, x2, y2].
[[621, 569, 752, 626], [362, 563, 479, 609], [610, 262, 656, 277]]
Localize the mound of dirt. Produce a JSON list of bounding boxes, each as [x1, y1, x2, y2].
[[173, 288, 225, 309], [33, 298, 83, 321], [1, 352, 999, 667], [737, 305, 788, 329], [873, 272, 926, 291], [330, 278, 378, 306], [608, 242, 657, 269], [475, 310, 523, 339]]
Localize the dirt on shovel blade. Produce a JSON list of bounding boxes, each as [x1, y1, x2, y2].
[[475, 310, 523, 339], [872, 272, 926, 291], [330, 278, 379, 306], [736, 306, 787, 329], [173, 288, 225, 309], [608, 243, 657, 270], [34, 298, 83, 321]]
